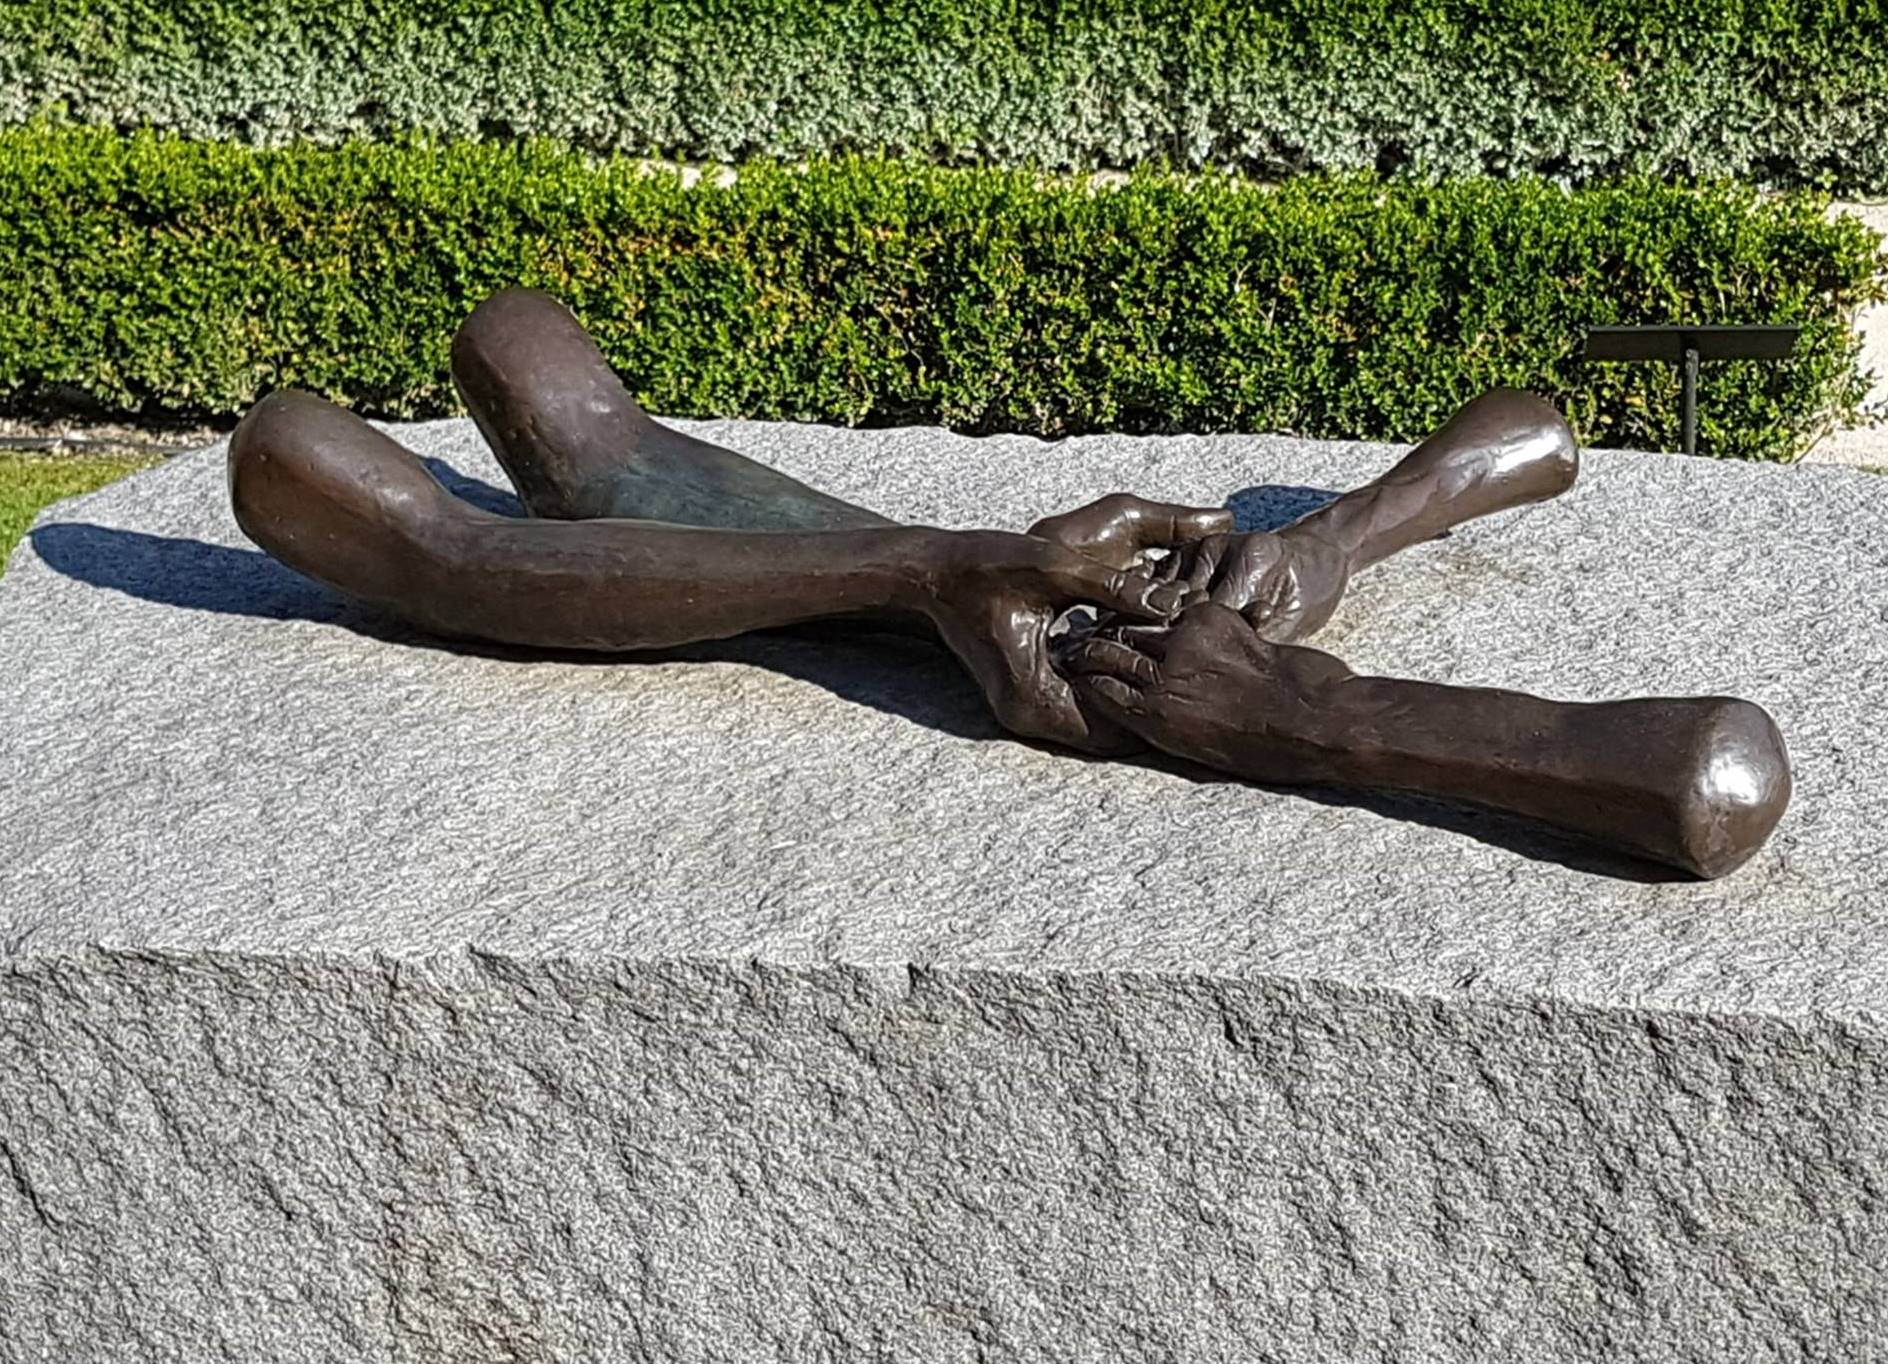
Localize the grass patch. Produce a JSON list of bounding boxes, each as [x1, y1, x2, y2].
[[0, 451, 154, 574]]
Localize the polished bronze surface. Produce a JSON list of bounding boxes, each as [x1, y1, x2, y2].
[[227, 288, 1792, 878], [452, 288, 895, 532], [231, 388, 1212, 753], [1140, 385, 1580, 643], [1062, 604, 1791, 880]]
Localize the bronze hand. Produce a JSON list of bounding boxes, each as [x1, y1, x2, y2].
[[1064, 604, 1791, 879], [1154, 388, 1578, 643]]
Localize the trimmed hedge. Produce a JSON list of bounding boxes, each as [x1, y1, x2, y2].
[[1, 129, 1880, 460], [5, 0, 1888, 190]]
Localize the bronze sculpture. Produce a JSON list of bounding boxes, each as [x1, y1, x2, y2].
[[228, 289, 1791, 878]]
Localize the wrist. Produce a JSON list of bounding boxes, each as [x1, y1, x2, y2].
[[884, 525, 963, 614], [1259, 650, 1359, 771], [1279, 489, 1372, 561], [1170, 638, 1358, 782]]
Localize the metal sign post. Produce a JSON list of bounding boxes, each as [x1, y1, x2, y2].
[[1581, 325, 1801, 457]]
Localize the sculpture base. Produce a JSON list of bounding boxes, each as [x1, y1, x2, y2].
[[4, 420, 1883, 1360]]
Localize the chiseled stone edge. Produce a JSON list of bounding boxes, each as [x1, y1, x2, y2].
[[3, 947, 1883, 1361]]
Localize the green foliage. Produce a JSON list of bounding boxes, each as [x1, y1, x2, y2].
[[0, 452, 154, 572], [0, 129, 1879, 460], [5, 0, 1888, 189]]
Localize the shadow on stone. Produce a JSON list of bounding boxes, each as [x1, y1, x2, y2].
[[30, 522, 352, 624], [25, 519, 999, 742], [1225, 484, 1340, 532], [421, 459, 524, 517]]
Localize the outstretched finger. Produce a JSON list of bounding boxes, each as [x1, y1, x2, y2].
[[1069, 673, 1144, 721], [1061, 635, 1161, 688], [1029, 495, 1234, 568], [1097, 623, 1174, 661], [1119, 500, 1236, 552]]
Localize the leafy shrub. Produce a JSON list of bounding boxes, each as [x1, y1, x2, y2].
[[0, 129, 1879, 459], [5, 0, 1888, 190]]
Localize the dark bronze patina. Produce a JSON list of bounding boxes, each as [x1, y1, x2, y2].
[[228, 289, 1791, 878]]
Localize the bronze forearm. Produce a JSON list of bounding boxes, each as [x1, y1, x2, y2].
[[1065, 605, 1791, 879], [1281, 388, 1579, 578], [1304, 674, 1789, 879], [229, 390, 942, 650], [451, 288, 895, 532]]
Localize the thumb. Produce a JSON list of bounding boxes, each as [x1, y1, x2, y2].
[[1120, 501, 1236, 553], [1030, 495, 1233, 567]]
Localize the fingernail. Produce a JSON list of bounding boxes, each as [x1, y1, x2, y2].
[[1149, 582, 1188, 615]]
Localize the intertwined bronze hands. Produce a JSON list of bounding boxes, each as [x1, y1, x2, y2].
[[230, 288, 1791, 876]]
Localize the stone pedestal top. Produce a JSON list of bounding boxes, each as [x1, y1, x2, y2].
[[3, 418, 1881, 1016]]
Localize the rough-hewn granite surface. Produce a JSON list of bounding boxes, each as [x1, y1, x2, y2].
[[2, 419, 1884, 1361]]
